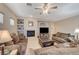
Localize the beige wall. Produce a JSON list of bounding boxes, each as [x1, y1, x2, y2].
[[54, 15, 79, 35], [49, 22, 56, 38], [24, 17, 55, 39], [0, 4, 17, 33]]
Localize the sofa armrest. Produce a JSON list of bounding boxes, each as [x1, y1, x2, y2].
[[3, 45, 19, 55], [4, 45, 20, 51], [16, 43, 27, 55]]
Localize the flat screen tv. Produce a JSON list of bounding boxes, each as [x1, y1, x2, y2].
[[40, 28, 49, 33]]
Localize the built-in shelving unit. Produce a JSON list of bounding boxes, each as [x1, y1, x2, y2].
[[17, 19, 24, 34]]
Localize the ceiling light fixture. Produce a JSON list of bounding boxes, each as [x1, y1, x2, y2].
[[35, 3, 57, 15]]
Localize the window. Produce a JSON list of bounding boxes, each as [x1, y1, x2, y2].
[[10, 18, 14, 26], [0, 13, 4, 24]]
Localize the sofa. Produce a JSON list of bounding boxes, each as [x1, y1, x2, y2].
[[27, 44, 79, 55], [52, 32, 75, 43], [10, 33, 28, 55], [0, 33, 28, 55]]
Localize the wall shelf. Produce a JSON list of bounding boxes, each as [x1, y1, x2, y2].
[[17, 19, 24, 34]]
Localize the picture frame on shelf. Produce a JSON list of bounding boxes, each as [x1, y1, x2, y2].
[[17, 25, 24, 30], [17, 19, 24, 24]]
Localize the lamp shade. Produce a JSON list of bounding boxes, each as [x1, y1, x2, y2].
[[0, 30, 12, 43], [74, 28, 79, 33]]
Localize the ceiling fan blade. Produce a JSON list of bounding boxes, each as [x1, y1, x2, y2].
[[35, 8, 39, 9], [35, 8, 41, 10], [51, 6, 57, 9]]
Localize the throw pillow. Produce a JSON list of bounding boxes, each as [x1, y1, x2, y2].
[[11, 33, 19, 44], [12, 35, 19, 44]]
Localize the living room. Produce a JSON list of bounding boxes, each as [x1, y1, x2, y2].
[[1, 3, 79, 55]]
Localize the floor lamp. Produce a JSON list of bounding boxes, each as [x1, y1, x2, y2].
[[0, 30, 12, 55]]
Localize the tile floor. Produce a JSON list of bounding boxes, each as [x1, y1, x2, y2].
[[27, 37, 41, 49], [25, 37, 41, 54]]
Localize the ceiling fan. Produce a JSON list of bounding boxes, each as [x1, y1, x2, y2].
[[35, 3, 57, 15]]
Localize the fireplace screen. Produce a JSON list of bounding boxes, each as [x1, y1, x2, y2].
[[27, 30, 35, 37]]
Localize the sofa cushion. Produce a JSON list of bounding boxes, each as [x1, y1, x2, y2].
[[12, 36, 19, 44], [54, 42, 70, 48], [52, 36, 66, 43], [34, 46, 56, 55], [33, 46, 79, 55], [55, 32, 70, 38], [18, 34, 25, 40], [11, 33, 19, 44], [64, 37, 75, 42], [60, 34, 69, 38], [55, 32, 61, 37], [17, 43, 27, 54], [26, 48, 35, 55], [5, 41, 14, 46], [13, 36, 19, 44]]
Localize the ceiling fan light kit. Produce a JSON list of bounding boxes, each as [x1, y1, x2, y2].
[[26, 3, 57, 15], [35, 3, 58, 15]]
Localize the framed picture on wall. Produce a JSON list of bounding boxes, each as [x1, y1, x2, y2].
[[28, 21, 34, 27]]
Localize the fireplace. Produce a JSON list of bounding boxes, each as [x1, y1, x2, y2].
[[27, 30, 35, 37]]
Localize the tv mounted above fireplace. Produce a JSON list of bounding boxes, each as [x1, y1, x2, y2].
[[40, 27, 49, 33]]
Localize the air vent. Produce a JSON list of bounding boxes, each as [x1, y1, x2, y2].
[[26, 3, 32, 6]]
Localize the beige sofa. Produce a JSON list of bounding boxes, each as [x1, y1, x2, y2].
[[0, 33, 28, 55], [27, 45, 79, 55], [52, 32, 75, 43], [10, 33, 28, 55]]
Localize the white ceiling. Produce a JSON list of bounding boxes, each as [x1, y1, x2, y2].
[[5, 3, 79, 21]]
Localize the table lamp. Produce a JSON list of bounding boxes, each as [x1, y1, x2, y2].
[[74, 28, 79, 39], [0, 30, 12, 55]]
